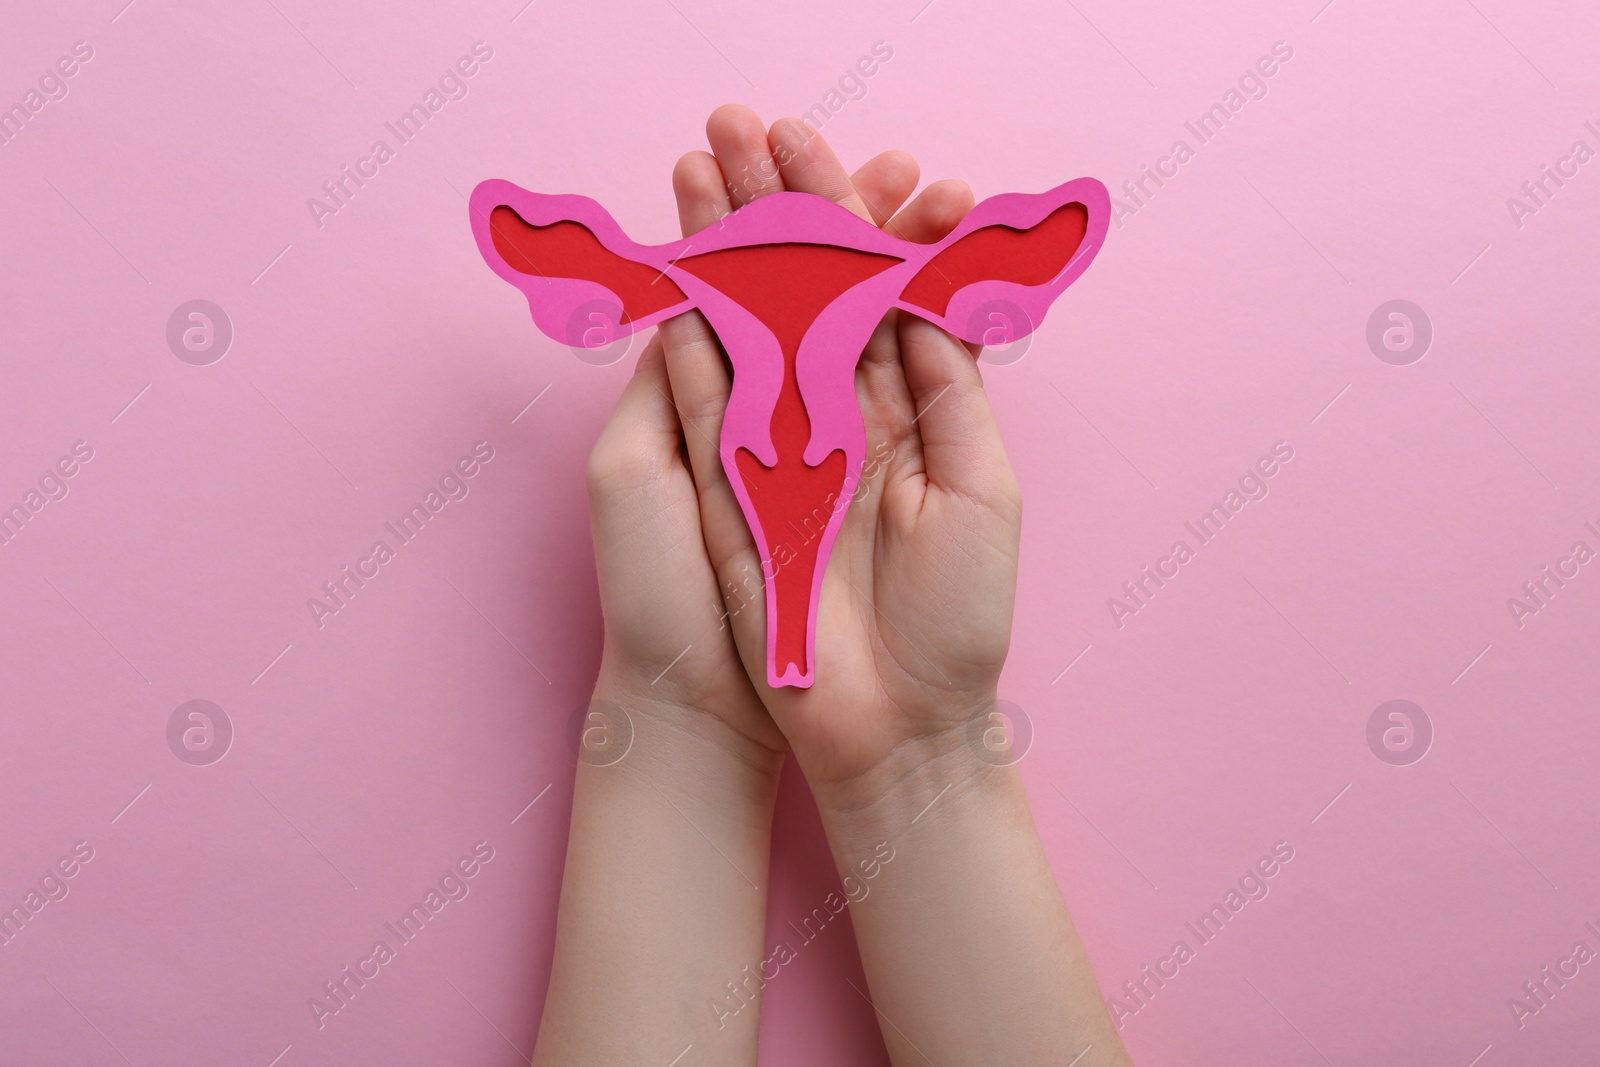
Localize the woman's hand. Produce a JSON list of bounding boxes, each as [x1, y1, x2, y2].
[[657, 106, 1131, 1067], [585, 331, 785, 766]]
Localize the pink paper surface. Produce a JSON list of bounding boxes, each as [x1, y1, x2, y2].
[[3, 2, 1599, 1065]]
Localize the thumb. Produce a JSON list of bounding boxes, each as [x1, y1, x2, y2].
[[896, 315, 1020, 517]]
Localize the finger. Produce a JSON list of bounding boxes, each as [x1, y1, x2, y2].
[[707, 104, 784, 206], [656, 308, 770, 665], [657, 312, 730, 488], [587, 336, 683, 496], [657, 312, 762, 562], [896, 314, 1018, 512], [855, 177, 975, 447], [857, 181, 976, 374], [850, 150, 920, 228], [673, 150, 734, 236], [887, 179, 984, 357], [665, 147, 736, 463], [884, 178, 974, 243], [864, 181, 985, 483], [767, 117, 874, 223], [851, 308, 922, 517]]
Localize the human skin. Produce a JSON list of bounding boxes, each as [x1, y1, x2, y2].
[[532, 105, 1133, 1067]]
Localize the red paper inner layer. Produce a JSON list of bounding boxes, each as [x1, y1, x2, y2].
[[899, 203, 1089, 316], [677, 243, 901, 681], [487, 206, 686, 322]]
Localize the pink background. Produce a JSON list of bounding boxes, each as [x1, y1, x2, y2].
[[3, 0, 1598, 1064]]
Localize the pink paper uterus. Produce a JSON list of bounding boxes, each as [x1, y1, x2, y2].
[[468, 176, 1109, 688]]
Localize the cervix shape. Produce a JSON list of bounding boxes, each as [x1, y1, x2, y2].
[[468, 176, 1109, 688]]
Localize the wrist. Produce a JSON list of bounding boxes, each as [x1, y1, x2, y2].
[[586, 667, 785, 815], [805, 705, 1028, 849], [811, 738, 1037, 924]]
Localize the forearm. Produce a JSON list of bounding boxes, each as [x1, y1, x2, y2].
[[534, 684, 783, 1067], [810, 728, 1133, 1067]]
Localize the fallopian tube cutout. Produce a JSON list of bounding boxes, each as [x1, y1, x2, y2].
[[468, 176, 1109, 689]]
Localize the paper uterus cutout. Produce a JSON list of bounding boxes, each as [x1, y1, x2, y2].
[[469, 175, 1109, 689]]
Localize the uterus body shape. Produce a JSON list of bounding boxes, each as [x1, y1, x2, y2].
[[469, 175, 1108, 688]]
